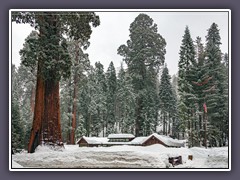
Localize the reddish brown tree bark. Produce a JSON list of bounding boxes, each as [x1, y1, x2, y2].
[[30, 86, 35, 114], [42, 80, 63, 145], [41, 14, 63, 147], [28, 14, 63, 152], [28, 62, 45, 153], [28, 14, 45, 153]]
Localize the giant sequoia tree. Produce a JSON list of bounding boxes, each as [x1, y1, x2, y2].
[[118, 13, 166, 136], [12, 11, 100, 153]]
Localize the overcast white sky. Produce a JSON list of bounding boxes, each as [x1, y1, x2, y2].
[[11, 11, 229, 75]]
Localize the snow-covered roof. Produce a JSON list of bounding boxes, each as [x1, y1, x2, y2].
[[76, 133, 185, 147], [144, 133, 185, 147], [104, 142, 132, 145], [77, 136, 134, 145], [130, 137, 148, 144], [77, 136, 108, 144], [129, 134, 184, 147], [107, 134, 135, 139]]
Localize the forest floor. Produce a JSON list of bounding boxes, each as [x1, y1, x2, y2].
[[11, 144, 229, 170]]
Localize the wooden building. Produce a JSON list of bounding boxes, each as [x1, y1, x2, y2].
[[108, 134, 135, 142], [77, 137, 108, 147], [77, 133, 185, 148], [141, 133, 184, 148]]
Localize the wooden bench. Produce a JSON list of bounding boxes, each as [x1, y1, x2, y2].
[[168, 156, 182, 167]]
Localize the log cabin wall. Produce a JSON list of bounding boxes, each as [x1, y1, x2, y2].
[[78, 138, 88, 147], [142, 136, 167, 147]]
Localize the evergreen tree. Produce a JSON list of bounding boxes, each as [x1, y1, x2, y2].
[[12, 31, 38, 151], [80, 62, 107, 137], [191, 36, 207, 147], [66, 39, 91, 144], [17, 64, 37, 149], [12, 11, 100, 152], [142, 65, 159, 135], [94, 62, 107, 136], [171, 74, 179, 100], [178, 26, 196, 142], [75, 114, 87, 141], [105, 61, 117, 135], [221, 52, 229, 146], [11, 100, 25, 152], [204, 23, 228, 147], [222, 53, 228, 67], [12, 64, 21, 106], [115, 64, 136, 134], [171, 74, 179, 138], [118, 13, 166, 136], [60, 76, 73, 143], [18, 31, 38, 149], [11, 65, 25, 152], [159, 65, 176, 136], [78, 75, 92, 137]]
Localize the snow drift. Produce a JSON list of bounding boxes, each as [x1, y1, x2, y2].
[[11, 144, 229, 169]]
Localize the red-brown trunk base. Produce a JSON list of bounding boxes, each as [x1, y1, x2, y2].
[[42, 80, 63, 146]]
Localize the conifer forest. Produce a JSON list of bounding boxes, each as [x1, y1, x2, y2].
[[11, 11, 229, 153]]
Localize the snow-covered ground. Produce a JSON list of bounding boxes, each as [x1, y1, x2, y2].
[[11, 144, 229, 170]]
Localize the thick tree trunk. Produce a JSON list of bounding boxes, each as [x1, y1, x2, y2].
[[28, 14, 63, 152], [28, 62, 45, 153], [41, 14, 63, 147], [42, 80, 63, 145], [28, 14, 45, 153]]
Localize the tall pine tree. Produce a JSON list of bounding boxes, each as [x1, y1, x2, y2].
[[159, 65, 177, 136], [11, 65, 25, 152], [90, 62, 107, 136], [178, 26, 196, 143], [117, 13, 166, 136], [67, 39, 91, 144], [19, 31, 38, 149], [115, 64, 136, 134], [204, 23, 228, 147], [106, 61, 117, 135]]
